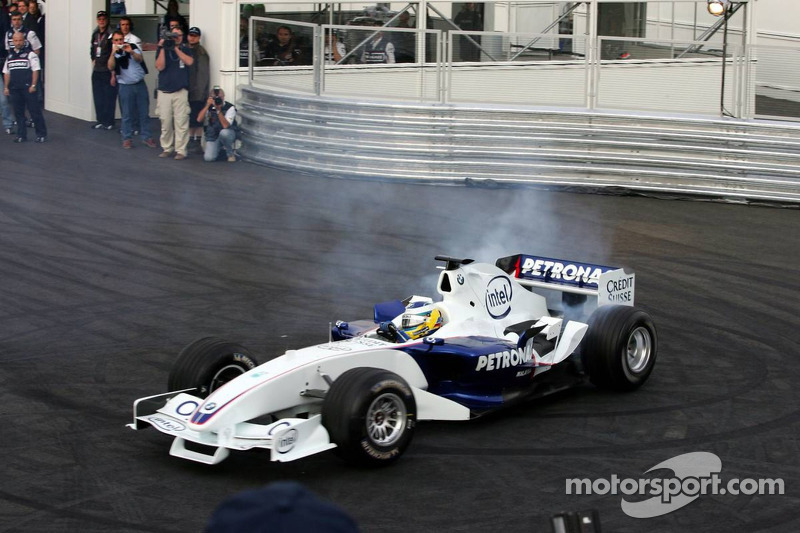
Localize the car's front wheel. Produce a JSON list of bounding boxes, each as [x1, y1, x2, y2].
[[322, 367, 416, 466], [582, 305, 657, 391], [167, 337, 259, 398]]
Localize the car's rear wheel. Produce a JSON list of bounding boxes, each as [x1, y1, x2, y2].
[[322, 367, 416, 466], [582, 305, 657, 391], [167, 337, 259, 398]]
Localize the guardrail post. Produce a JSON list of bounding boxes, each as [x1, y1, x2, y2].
[[586, 0, 598, 110], [314, 25, 321, 96]]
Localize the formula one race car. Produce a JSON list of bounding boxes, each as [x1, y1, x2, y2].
[[128, 254, 656, 466]]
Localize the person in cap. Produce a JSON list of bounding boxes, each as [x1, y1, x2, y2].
[[186, 26, 209, 154], [90, 10, 117, 130], [196, 86, 237, 162], [154, 25, 193, 160], [204, 481, 359, 533]]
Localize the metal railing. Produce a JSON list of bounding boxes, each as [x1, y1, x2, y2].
[[236, 18, 800, 203], [241, 19, 800, 121]]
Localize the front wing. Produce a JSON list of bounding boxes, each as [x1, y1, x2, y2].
[[128, 392, 336, 464]]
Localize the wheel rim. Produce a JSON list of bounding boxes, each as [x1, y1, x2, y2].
[[366, 392, 407, 447], [626, 326, 652, 374], [209, 363, 247, 393]]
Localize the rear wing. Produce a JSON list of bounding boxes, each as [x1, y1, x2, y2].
[[496, 254, 634, 307]]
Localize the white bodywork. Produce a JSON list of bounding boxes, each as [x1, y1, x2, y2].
[[129, 257, 634, 464]]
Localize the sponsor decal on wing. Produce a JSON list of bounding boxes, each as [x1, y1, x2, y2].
[[516, 255, 614, 288]]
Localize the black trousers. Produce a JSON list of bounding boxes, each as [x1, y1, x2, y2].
[[9, 86, 47, 139], [91, 70, 118, 126]]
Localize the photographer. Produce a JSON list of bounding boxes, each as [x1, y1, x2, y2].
[[196, 87, 237, 163], [108, 30, 155, 149], [155, 26, 193, 160]]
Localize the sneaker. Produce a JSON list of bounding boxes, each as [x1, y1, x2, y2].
[[103, 124, 115, 131], [227, 155, 237, 162], [158, 151, 174, 158], [91, 122, 104, 129], [4, 128, 12, 135], [122, 139, 132, 149], [133, 130, 140, 136], [13, 137, 25, 143], [174, 153, 186, 161], [35, 136, 46, 143], [143, 138, 157, 149]]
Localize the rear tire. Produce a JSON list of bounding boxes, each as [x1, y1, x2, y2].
[[167, 337, 259, 398], [582, 306, 657, 391], [322, 367, 416, 466]]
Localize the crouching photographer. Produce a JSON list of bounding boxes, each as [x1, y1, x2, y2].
[[197, 87, 238, 162]]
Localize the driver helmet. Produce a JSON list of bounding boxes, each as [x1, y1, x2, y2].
[[399, 303, 443, 340]]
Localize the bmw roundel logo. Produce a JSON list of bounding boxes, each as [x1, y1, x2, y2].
[[457, 274, 464, 285]]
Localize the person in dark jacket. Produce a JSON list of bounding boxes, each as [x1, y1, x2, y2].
[[186, 26, 210, 154], [3, 31, 46, 142], [90, 10, 117, 130], [154, 25, 194, 159]]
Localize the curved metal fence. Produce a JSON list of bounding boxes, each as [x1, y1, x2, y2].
[[237, 17, 800, 203], [238, 86, 800, 204]]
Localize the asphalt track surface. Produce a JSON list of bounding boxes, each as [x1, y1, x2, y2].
[[1, 112, 798, 533]]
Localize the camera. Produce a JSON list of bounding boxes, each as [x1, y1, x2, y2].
[[161, 29, 178, 49], [212, 87, 223, 107]]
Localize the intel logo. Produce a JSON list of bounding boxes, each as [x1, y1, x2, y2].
[[276, 429, 298, 454], [485, 276, 512, 319], [149, 416, 186, 433]]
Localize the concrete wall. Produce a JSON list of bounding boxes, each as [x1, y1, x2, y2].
[[46, 0, 107, 121]]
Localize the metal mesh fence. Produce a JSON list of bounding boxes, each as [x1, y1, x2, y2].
[[447, 32, 587, 107], [249, 17, 317, 94], [319, 25, 442, 102], [595, 36, 742, 116]]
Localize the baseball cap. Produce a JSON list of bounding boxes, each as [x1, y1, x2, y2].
[[188, 27, 202, 36], [204, 482, 359, 533], [97, 10, 108, 18]]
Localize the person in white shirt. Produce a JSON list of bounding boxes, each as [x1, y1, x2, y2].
[[119, 16, 141, 46]]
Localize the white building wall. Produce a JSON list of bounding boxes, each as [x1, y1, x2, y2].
[[42, 0, 800, 121], [46, 0, 107, 121]]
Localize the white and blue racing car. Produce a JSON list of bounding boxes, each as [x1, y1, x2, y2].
[[129, 254, 656, 466]]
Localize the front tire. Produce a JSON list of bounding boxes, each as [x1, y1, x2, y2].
[[582, 305, 657, 391], [167, 337, 259, 398], [322, 367, 416, 466]]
